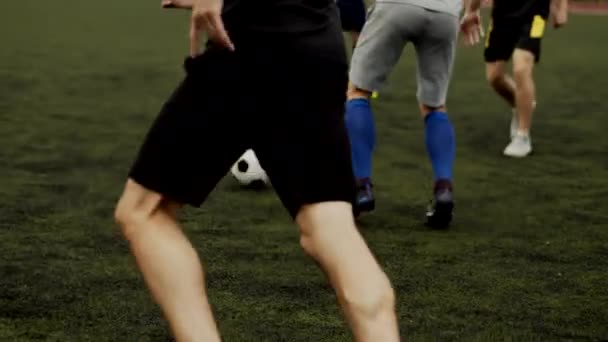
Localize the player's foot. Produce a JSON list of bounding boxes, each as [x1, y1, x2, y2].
[[503, 132, 532, 158], [353, 178, 375, 217], [426, 179, 454, 229]]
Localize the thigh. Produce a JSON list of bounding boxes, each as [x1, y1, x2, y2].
[[253, 59, 355, 218], [349, 3, 421, 92], [484, 18, 519, 62], [512, 48, 536, 73], [413, 10, 459, 107], [129, 49, 250, 207]]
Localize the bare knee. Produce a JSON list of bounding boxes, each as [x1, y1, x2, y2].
[[512, 62, 534, 83], [114, 180, 178, 241], [114, 198, 154, 241], [486, 63, 507, 88], [296, 201, 353, 252], [297, 203, 345, 258], [298, 220, 314, 253], [512, 49, 535, 83]]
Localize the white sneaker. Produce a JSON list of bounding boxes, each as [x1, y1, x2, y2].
[[503, 133, 532, 158]]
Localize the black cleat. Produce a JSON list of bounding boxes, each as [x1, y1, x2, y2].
[[353, 178, 375, 218], [426, 179, 454, 229]]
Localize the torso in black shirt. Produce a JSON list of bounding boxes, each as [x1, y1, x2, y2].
[[492, 0, 551, 21], [215, 0, 346, 63], [222, 0, 339, 35]]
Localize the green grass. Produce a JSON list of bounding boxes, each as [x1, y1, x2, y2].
[[1, 1, 607, 341]]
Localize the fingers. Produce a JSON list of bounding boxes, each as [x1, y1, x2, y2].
[[470, 28, 480, 45], [462, 26, 478, 46], [189, 11, 234, 58], [207, 13, 234, 51], [461, 17, 484, 46], [460, 13, 484, 46], [189, 19, 200, 57], [161, 0, 175, 8], [163, 0, 193, 9]]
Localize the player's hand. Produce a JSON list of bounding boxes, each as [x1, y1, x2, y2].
[[189, 0, 234, 57], [551, 10, 568, 28], [550, 0, 568, 29], [162, 0, 193, 9], [460, 11, 484, 46]]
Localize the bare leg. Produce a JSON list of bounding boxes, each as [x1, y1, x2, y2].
[[347, 82, 372, 100], [512, 49, 537, 134], [418, 103, 447, 117], [295, 202, 399, 342], [485, 61, 516, 107], [351, 31, 361, 49], [114, 180, 221, 342]]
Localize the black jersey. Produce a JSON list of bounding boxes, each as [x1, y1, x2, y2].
[[214, 0, 346, 63], [492, 0, 551, 20], [222, 0, 340, 35]]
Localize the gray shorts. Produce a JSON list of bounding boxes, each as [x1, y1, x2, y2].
[[349, 2, 459, 107]]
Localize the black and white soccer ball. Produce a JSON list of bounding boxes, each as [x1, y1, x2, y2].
[[230, 149, 270, 189]]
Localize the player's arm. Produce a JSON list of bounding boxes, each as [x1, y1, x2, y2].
[[162, 0, 193, 9], [461, 0, 484, 46], [550, 0, 568, 28]]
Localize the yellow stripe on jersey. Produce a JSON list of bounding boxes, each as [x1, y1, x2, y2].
[[530, 15, 546, 38], [485, 19, 493, 48]]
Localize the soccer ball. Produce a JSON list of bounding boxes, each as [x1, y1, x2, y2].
[[230, 149, 270, 189]]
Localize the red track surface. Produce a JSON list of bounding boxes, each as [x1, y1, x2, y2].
[[569, 2, 608, 14]]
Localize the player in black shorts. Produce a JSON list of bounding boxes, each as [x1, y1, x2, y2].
[[461, 0, 568, 158], [114, 0, 400, 340], [336, 0, 368, 47]]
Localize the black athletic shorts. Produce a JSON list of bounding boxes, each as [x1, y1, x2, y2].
[[128, 44, 355, 218], [484, 15, 548, 63], [336, 0, 367, 32]]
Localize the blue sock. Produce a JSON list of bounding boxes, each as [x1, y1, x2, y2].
[[424, 111, 455, 182], [345, 98, 376, 180]]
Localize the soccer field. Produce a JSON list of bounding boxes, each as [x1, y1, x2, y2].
[[1, 1, 607, 340]]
